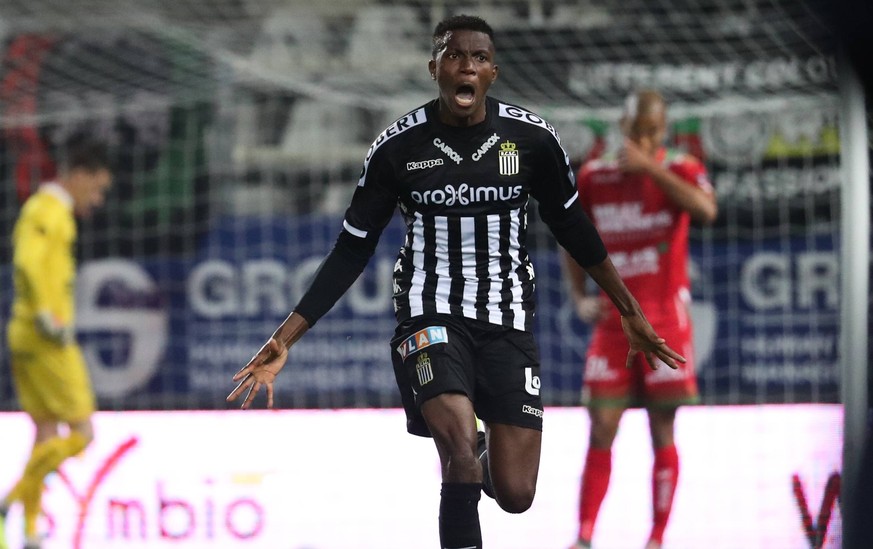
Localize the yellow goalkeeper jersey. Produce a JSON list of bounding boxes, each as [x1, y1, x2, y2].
[[10, 183, 77, 326]]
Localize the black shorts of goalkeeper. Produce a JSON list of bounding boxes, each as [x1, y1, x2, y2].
[[390, 313, 544, 438]]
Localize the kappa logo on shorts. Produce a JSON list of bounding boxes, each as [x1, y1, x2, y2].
[[522, 404, 543, 418], [416, 352, 434, 386], [396, 326, 449, 360]]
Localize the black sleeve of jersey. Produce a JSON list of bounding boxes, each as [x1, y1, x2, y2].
[[528, 129, 608, 268], [542, 200, 607, 268], [294, 143, 399, 326], [293, 231, 375, 326]]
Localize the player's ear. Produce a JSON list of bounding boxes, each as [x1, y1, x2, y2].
[[428, 59, 436, 80], [491, 64, 499, 83]]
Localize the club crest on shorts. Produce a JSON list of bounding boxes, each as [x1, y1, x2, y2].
[[396, 325, 448, 359], [498, 140, 520, 176], [416, 352, 434, 386]]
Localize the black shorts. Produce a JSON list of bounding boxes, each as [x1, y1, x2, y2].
[[390, 313, 544, 438]]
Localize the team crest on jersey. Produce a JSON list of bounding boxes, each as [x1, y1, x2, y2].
[[499, 141, 520, 176], [416, 352, 434, 386], [396, 325, 449, 360]]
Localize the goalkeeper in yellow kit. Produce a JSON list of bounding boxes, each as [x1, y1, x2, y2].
[[0, 133, 112, 549]]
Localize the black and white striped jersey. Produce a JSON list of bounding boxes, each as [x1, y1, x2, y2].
[[289, 96, 606, 333], [328, 96, 605, 333]]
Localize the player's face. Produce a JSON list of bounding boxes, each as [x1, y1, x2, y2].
[[624, 109, 667, 156], [69, 167, 112, 218], [429, 29, 498, 127]]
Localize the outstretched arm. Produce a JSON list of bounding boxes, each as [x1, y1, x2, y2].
[[226, 228, 380, 408], [228, 135, 399, 409], [584, 257, 686, 370]]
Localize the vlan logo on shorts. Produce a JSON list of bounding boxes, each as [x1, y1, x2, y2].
[[396, 326, 448, 359], [524, 367, 540, 396], [416, 352, 434, 386]]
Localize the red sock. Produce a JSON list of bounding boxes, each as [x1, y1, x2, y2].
[[577, 447, 611, 542], [650, 444, 679, 544]]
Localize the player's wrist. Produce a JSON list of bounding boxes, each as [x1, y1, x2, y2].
[[272, 312, 310, 349]]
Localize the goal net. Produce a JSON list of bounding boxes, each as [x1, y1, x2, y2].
[[0, 0, 849, 410]]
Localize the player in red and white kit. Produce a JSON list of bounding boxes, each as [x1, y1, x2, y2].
[[564, 90, 717, 549]]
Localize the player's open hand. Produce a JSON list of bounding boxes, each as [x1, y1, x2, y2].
[[620, 314, 686, 371], [227, 338, 288, 409]]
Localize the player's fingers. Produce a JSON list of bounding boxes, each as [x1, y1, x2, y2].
[[625, 349, 635, 369], [266, 383, 274, 409], [232, 364, 254, 382], [658, 343, 686, 364], [226, 374, 252, 402], [241, 381, 258, 410], [645, 351, 659, 370], [657, 351, 679, 369], [656, 345, 684, 369]]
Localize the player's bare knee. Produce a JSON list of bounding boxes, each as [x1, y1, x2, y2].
[[496, 485, 535, 514], [494, 476, 536, 513]]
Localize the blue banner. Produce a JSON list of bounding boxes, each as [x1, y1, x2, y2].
[[0, 215, 839, 408]]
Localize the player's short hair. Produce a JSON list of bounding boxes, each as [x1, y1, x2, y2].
[[432, 15, 495, 58], [56, 131, 111, 174]]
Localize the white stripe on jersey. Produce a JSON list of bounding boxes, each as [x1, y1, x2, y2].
[[400, 208, 532, 330], [563, 192, 579, 209], [486, 214, 503, 325], [408, 212, 427, 317], [506, 209, 526, 331], [433, 216, 452, 314], [460, 216, 478, 319]]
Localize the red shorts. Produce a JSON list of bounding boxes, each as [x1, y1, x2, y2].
[[581, 321, 699, 408]]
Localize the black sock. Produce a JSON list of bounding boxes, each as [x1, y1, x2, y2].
[[439, 482, 482, 549]]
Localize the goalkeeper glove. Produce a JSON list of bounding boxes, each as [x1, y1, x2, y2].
[[35, 310, 75, 346]]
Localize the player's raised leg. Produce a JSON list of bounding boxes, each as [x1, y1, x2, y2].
[[486, 422, 541, 514]]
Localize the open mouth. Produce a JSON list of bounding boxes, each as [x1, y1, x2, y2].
[[454, 83, 476, 107]]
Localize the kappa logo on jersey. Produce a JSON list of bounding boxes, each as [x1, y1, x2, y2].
[[416, 352, 434, 386], [499, 141, 520, 176], [396, 325, 449, 360], [407, 158, 444, 171]]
